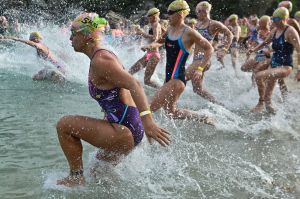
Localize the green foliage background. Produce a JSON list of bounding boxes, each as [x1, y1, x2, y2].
[[1, 0, 300, 21]]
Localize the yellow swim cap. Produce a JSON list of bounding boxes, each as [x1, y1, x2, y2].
[[147, 8, 160, 17], [295, 11, 300, 18], [196, 1, 212, 12], [259, 15, 270, 23], [273, 7, 289, 19], [168, 0, 190, 16], [278, 1, 293, 13], [228, 14, 238, 21], [29, 32, 43, 41], [188, 18, 197, 24]]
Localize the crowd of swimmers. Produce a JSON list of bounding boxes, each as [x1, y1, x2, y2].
[[1, 0, 300, 187]]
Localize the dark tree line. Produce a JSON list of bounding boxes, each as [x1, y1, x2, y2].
[[0, 0, 299, 23]]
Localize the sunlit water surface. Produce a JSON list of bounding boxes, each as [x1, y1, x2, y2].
[[1, 24, 300, 199]]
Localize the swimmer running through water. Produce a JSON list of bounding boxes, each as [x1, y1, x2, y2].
[[189, 1, 233, 105], [227, 14, 241, 76], [56, 12, 170, 187], [0, 32, 66, 82], [128, 8, 162, 88], [146, 0, 215, 124], [242, 15, 272, 88], [248, 7, 300, 113]]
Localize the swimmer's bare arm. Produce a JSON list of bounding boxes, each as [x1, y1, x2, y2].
[[152, 23, 160, 42], [92, 52, 170, 146], [2, 36, 38, 48], [142, 32, 166, 50], [288, 18, 300, 36], [138, 26, 156, 41], [212, 21, 233, 50], [190, 29, 214, 70], [286, 26, 300, 81], [248, 29, 274, 54], [232, 26, 241, 42]]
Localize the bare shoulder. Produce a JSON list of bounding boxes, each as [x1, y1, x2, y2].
[[187, 26, 199, 36], [287, 18, 298, 26], [286, 25, 298, 37], [287, 25, 297, 33], [90, 50, 119, 72], [210, 20, 226, 32], [211, 20, 223, 28]]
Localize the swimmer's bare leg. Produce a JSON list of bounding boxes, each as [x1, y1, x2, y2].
[[150, 79, 215, 125], [128, 56, 147, 75], [144, 54, 160, 88]]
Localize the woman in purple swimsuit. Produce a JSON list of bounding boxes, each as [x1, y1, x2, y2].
[[56, 13, 170, 187]]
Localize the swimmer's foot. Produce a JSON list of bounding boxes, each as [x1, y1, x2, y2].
[[198, 115, 216, 126], [251, 101, 264, 113], [265, 102, 276, 114], [217, 66, 225, 70], [57, 170, 85, 187]]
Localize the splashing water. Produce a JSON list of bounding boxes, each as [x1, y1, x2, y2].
[[1, 19, 300, 199]]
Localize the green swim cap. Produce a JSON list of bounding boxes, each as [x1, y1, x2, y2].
[[295, 11, 300, 18], [72, 13, 107, 36]]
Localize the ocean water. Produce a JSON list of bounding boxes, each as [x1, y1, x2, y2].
[[1, 24, 300, 199]]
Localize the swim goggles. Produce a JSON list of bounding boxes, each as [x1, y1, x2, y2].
[[167, 8, 187, 16], [272, 17, 282, 22]]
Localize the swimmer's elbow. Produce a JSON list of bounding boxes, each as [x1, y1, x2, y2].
[[128, 79, 143, 94], [206, 44, 214, 54]]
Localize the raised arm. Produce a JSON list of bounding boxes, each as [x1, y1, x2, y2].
[[214, 21, 233, 50], [248, 29, 274, 54], [2, 36, 38, 48]]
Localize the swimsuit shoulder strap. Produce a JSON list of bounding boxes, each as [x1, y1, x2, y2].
[[179, 26, 187, 38], [282, 26, 289, 36], [91, 48, 117, 61], [90, 48, 124, 70], [207, 20, 212, 29]]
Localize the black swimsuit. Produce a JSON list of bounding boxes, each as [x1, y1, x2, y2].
[[165, 27, 189, 85]]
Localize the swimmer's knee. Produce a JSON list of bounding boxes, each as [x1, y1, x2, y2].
[[241, 65, 248, 72], [113, 128, 134, 152], [173, 81, 185, 93], [56, 115, 74, 134]]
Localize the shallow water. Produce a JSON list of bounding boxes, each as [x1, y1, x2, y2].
[[1, 25, 300, 199]]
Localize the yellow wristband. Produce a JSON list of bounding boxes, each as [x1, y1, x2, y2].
[[140, 110, 152, 117], [196, 66, 204, 72]]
